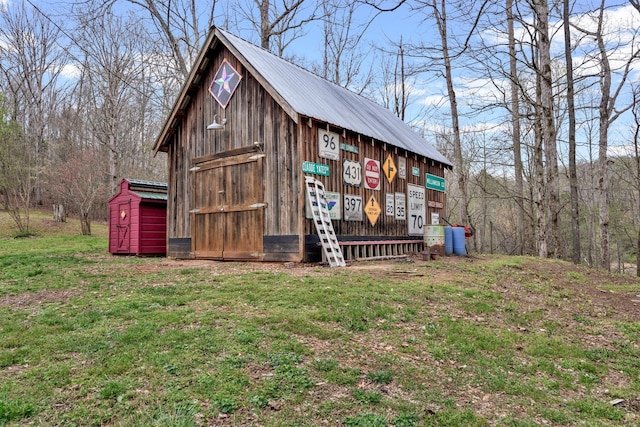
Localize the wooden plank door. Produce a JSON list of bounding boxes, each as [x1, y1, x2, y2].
[[116, 201, 131, 253], [192, 152, 265, 260]]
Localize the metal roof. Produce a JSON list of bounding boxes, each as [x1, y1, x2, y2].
[[216, 28, 452, 168], [127, 178, 168, 191], [131, 191, 168, 201]]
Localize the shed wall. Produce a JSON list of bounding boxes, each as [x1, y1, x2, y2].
[[299, 119, 447, 239], [166, 45, 301, 260], [139, 203, 167, 254]]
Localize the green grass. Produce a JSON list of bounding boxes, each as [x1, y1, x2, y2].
[[1, 211, 640, 425]]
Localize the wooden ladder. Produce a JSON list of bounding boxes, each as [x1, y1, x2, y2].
[[305, 176, 346, 267]]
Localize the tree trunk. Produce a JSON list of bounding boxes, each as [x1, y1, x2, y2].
[[260, 0, 271, 50], [534, 64, 547, 258], [507, 0, 524, 255], [81, 213, 91, 236], [564, 0, 580, 264], [433, 0, 469, 228], [596, 4, 611, 271], [535, 0, 560, 258], [53, 204, 66, 222]]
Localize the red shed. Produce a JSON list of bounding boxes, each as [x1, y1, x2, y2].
[[108, 178, 168, 255]]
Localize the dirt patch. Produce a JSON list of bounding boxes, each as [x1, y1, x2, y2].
[[136, 254, 640, 321], [0, 289, 78, 308]]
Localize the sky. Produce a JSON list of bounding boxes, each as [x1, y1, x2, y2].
[[8, 0, 640, 167]]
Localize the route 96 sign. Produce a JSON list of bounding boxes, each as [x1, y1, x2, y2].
[[342, 159, 361, 186], [318, 129, 340, 161]]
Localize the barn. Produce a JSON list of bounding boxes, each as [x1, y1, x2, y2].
[[153, 27, 452, 263], [108, 178, 168, 256]]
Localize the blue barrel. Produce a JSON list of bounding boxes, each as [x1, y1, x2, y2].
[[452, 226, 466, 256], [444, 226, 453, 255]]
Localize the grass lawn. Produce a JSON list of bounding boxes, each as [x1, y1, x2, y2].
[[1, 211, 639, 426]]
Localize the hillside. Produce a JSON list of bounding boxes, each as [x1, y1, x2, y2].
[[0, 211, 639, 426]]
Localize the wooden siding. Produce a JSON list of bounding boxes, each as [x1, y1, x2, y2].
[[165, 45, 301, 260], [108, 186, 167, 256], [139, 203, 167, 254], [299, 118, 447, 239]]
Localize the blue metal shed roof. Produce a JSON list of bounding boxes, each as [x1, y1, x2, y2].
[[216, 28, 452, 167]]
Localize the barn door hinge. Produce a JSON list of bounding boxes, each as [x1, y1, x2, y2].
[[249, 203, 267, 209], [189, 209, 200, 214], [189, 166, 201, 172], [248, 154, 266, 161]]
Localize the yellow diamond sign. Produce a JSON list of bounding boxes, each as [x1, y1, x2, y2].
[[383, 154, 397, 183], [364, 195, 381, 226]]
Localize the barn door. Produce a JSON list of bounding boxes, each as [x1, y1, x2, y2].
[[116, 201, 131, 253], [191, 151, 265, 260]]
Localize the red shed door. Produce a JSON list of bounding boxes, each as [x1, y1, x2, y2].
[[116, 201, 131, 253], [191, 151, 264, 260]]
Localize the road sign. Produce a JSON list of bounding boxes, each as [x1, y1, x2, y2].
[[318, 129, 340, 160], [426, 173, 446, 192], [398, 157, 406, 179], [382, 154, 397, 183], [364, 158, 380, 190], [343, 194, 363, 221], [306, 191, 341, 220], [385, 193, 394, 217], [395, 192, 406, 220], [364, 195, 381, 226], [407, 184, 425, 236], [342, 159, 361, 186], [302, 161, 329, 176]]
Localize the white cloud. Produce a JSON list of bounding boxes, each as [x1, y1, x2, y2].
[[59, 63, 81, 79]]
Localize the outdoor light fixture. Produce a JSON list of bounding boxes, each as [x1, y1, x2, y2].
[[207, 114, 227, 130]]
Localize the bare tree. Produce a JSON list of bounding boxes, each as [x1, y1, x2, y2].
[[46, 148, 110, 235], [507, 0, 525, 255], [315, 0, 373, 93], [0, 1, 68, 207], [414, 0, 471, 228], [573, 1, 640, 269], [237, 0, 318, 54], [76, 12, 151, 192], [85, 0, 215, 80], [633, 87, 640, 276], [563, 0, 580, 264], [530, 0, 560, 257], [0, 94, 33, 234]]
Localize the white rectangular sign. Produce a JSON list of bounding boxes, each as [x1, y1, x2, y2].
[[385, 193, 394, 217], [343, 194, 363, 221], [407, 184, 425, 236], [318, 129, 340, 160], [306, 191, 341, 220], [395, 192, 406, 220], [431, 212, 440, 225], [398, 157, 406, 179]]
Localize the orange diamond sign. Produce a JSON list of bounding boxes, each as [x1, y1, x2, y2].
[[364, 195, 381, 226], [383, 154, 397, 183]]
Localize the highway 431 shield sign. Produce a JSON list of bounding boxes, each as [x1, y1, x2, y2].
[[342, 159, 361, 186]]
